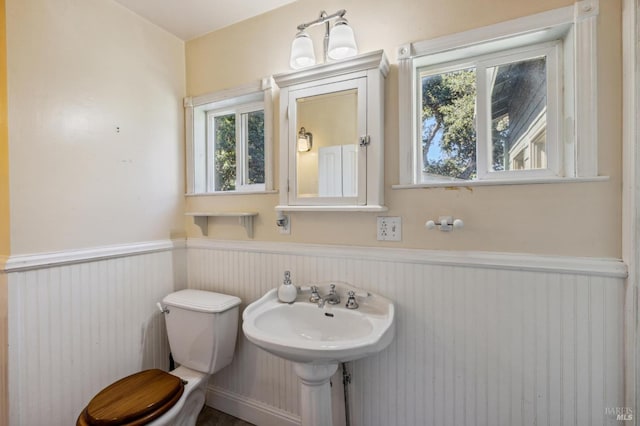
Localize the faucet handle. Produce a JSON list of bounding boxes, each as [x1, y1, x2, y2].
[[283, 270, 292, 285], [345, 291, 359, 310], [329, 283, 336, 294]]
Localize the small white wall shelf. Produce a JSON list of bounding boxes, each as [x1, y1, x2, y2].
[[185, 212, 259, 238]]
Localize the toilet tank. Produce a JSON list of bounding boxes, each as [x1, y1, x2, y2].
[[162, 289, 241, 374]]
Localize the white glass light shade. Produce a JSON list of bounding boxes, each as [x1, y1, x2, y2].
[[290, 32, 316, 69], [328, 22, 357, 60], [297, 127, 312, 152], [297, 136, 312, 152]]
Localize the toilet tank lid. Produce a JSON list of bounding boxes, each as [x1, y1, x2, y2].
[[163, 289, 241, 313]]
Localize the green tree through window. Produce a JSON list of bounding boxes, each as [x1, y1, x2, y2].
[[247, 111, 265, 185], [213, 109, 265, 191], [421, 69, 478, 180], [214, 114, 236, 191]]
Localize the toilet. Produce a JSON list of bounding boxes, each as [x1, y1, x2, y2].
[[77, 289, 241, 426]]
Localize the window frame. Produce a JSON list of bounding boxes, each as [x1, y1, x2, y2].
[[184, 78, 274, 195], [475, 42, 562, 180], [396, 1, 600, 187]]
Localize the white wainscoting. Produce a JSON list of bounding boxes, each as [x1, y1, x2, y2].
[[7, 241, 184, 426], [4, 239, 627, 426], [187, 239, 626, 426]]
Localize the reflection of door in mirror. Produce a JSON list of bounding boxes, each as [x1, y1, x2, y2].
[[318, 145, 357, 197], [296, 89, 357, 198]]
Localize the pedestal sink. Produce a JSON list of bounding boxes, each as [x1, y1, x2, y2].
[[242, 284, 395, 426]]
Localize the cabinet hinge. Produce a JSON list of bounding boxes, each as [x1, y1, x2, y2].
[[359, 135, 371, 146]]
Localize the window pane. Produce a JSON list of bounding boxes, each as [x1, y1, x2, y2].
[[246, 110, 265, 184], [490, 56, 547, 172], [214, 114, 236, 191], [420, 68, 477, 181]]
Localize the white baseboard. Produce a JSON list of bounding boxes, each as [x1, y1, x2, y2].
[[206, 384, 301, 426]]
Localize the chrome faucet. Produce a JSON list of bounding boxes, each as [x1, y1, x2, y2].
[[309, 286, 321, 303], [317, 284, 340, 308]]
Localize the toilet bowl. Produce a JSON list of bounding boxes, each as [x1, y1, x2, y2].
[[77, 289, 241, 426]]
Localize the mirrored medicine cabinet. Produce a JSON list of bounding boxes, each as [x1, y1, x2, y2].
[[274, 50, 389, 212]]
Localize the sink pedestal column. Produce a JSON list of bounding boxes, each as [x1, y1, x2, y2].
[[293, 362, 339, 426]]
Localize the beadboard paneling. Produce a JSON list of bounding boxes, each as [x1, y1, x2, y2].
[[0, 271, 7, 426], [8, 249, 179, 426], [187, 240, 625, 426], [6, 240, 625, 426]]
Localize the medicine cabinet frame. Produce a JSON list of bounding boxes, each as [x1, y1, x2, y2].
[[274, 50, 389, 212]]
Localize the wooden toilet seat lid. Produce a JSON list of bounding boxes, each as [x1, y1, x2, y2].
[[78, 369, 184, 426]]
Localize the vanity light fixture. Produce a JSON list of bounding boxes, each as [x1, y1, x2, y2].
[[297, 127, 313, 152], [289, 30, 315, 69], [289, 10, 358, 69]]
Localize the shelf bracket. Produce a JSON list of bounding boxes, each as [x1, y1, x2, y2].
[[239, 216, 254, 238], [193, 216, 209, 236]]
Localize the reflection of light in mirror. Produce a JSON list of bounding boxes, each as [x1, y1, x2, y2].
[[297, 127, 313, 152]]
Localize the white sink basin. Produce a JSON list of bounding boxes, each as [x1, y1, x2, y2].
[[242, 286, 395, 364], [242, 284, 395, 426]]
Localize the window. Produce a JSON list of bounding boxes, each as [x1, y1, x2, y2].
[[397, 1, 600, 186], [208, 105, 265, 191], [417, 43, 559, 182], [184, 79, 273, 194]]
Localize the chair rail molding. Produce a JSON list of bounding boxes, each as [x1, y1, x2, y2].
[[186, 238, 626, 278], [4, 239, 184, 272]]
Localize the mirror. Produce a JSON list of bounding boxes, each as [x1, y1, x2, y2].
[[296, 89, 358, 198], [274, 50, 388, 211]]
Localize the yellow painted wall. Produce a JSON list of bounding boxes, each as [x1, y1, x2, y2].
[[0, 0, 11, 426], [0, 0, 7, 258], [6, 0, 186, 255], [185, 0, 622, 258], [0, 0, 8, 421]]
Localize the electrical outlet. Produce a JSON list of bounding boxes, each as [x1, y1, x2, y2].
[[277, 214, 291, 234], [377, 216, 402, 241]]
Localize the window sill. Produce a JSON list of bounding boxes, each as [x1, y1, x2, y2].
[[186, 190, 278, 197], [392, 176, 609, 189]]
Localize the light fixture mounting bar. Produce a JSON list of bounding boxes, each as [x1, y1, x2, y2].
[[296, 9, 346, 31]]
